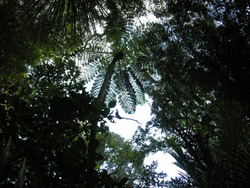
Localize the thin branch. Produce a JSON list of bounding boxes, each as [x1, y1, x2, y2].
[[115, 116, 141, 124]]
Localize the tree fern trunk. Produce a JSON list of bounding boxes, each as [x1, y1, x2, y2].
[[87, 51, 124, 186], [98, 51, 124, 102]]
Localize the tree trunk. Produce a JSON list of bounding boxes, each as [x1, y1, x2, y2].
[[98, 51, 123, 103], [86, 51, 123, 187]]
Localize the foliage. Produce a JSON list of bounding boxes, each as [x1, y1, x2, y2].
[[2, 0, 250, 187], [163, 101, 250, 188], [96, 132, 169, 187], [13, 0, 145, 47], [0, 2, 40, 92], [0, 57, 125, 187], [97, 132, 144, 186], [141, 0, 250, 187], [79, 26, 157, 113], [0, 1, 164, 187]]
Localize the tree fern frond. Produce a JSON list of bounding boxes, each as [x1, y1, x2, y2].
[[130, 63, 148, 84], [104, 77, 117, 105], [139, 56, 158, 75], [81, 61, 102, 83], [115, 70, 137, 114], [20, 0, 108, 39], [128, 69, 145, 104], [128, 67, 144, 92], [90, 70, 106, 98], [115, 70, 126, 92], [77, 49, 111, 67], [122, 70, 134, 93], [118, 91, 136, 114]]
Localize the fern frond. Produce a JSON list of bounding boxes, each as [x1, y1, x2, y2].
[[128, 69, 145, 104], [115, 70, 137, 114], [118, 91, 136, 114], [90, 70, 106, 98], [130, 64, 147, 84], [128, 67, 144, 92], [122, 71, 133, 93], [76, 34, 111, 67], [81, 61, 101, 83], [132, 60, 158, 82], [115, 70, 126, 92], [104, 77, 117, 105]]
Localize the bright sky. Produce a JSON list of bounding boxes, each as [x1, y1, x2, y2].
[[107, 98, 183, 180]]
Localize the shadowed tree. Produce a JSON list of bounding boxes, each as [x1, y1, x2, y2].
[[138, 0, 250, 187]]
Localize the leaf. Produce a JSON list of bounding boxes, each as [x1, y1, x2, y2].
[[90, 70, 106, 98], [108, 100, 116, 108], [72, 138, 87, 156], [101, 108, 110, 117], [92, 99, 105, 111], [115, 110, 123, 119], [118, 91, 136, 114], [104, 78, 117, 105], [81, 61, 101, 83]]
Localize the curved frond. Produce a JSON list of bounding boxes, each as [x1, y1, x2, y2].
[[81, 61, 102, 83], [104, 77, 117, 105], [90, 70, 106, 98], [76, 34, 111, 66], [116, 70, 136, 114], [130, 63, 151, 85], [20, 0, 107, 38], [118, 91, 136, 114], [128, 68, 145, 104]]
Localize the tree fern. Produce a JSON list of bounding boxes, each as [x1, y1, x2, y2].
[[90, 70, 106, 98], [73, 7, 159, 113], [118, 91, 136, 114], [81, 61, 101, 83], [128, 68, 145, 105], [104, 78, 117, 104], [79, 32, 158, 113], [115, 70, 137, 114]]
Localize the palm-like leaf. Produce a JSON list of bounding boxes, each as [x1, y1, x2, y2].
[[115, 70, 136, 114], [105, 78, 117, 104], [20, 1, 104, 35], [231, 139, 250, 188], [90, 70, 106, 98], [18, 0, 144, 43], [128, 68, 145, 104], [82, 55, 156, 114], [81, 61, 101, 83], [82, 56, 152, 113]]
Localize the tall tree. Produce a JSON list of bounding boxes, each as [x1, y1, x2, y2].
[[78, 24, 158, 113], [136, 0, 250, 187], [0, 1, 163, 187]]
